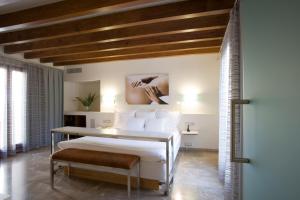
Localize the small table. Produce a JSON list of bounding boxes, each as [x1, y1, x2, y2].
[[181, 130, 199, 149], [181, 130, 199, 135], [50, 126, 174, 195]]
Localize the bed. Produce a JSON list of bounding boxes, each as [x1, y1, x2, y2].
[[57, 110, 181, 188]]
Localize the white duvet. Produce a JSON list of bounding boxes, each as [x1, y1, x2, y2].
[[58, 130, 181, 163], [57, 130, 181, 181]]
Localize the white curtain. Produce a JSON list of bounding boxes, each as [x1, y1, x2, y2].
[[0, 65, 27, 158], [0, 68, 7, 156], [11, 70, 27, 149], [219, 2, 242, 200]]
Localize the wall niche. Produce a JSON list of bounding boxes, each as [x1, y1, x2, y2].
[[64, 80, 100, 112]]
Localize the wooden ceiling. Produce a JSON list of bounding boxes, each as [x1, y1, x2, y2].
[[0, 0, 234, 66]]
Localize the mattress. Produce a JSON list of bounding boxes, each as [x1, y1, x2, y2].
[[57, 130, 181, 181]]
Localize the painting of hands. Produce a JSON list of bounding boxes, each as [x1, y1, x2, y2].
[[126, 74, 169, 104]]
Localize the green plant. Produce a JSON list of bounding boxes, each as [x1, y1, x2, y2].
[[75, 93, 96, 107]]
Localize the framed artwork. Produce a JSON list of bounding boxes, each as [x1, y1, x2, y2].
[[125, 73, 169, 105]]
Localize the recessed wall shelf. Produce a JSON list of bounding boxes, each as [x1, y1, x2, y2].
[[64, 80, 100, 112]]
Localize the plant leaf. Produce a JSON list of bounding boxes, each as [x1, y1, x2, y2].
[[75, 93, 97, 107]]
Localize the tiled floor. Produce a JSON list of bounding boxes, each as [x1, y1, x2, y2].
[[0, 148, 223, 200]]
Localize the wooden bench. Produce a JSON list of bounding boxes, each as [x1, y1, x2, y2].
[[50, 148, 140, 199]]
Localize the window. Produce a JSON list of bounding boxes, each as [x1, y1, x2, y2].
[[0, 68, 7, 152], [0, 67, 27, 156], [12, 70, 27, 146]]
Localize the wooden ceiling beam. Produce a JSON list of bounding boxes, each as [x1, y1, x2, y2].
[[5, 14, 229, 54], [0, 0, 156, 31], [24, 28, 225, 59], [53, 47, 220, 66], [40, 39, 222, 63], [0, 0, 234, 44]]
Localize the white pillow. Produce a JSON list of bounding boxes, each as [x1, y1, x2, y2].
[[120, 117, 145, 131], [114, 111, 136, 129], [135, 111, 156, 119], [145, 118, 168, 133], [155, 111, 181, 131]]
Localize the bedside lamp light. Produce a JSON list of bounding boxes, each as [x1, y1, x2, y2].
[[182, 93, 199, 106], [101, 88, 116, 112], [179, 86, 200, 114]]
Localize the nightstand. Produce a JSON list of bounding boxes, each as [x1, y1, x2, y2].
[[181, 130, 199, 135], [181, 130, 199, 149]]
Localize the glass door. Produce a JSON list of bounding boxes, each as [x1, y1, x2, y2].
[[11, 70, 27, 149], [0, 67, 27, 156], [0, 68, 7, 155]]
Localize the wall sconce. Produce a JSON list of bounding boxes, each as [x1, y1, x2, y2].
[[178, 87, 201, 114], [182, 93, 199, 106], [101, 89, 116, 112], [102, 94, 115, 106]]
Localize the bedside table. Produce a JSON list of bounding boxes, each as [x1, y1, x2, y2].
[[181, 130, 199, 149], [181, 130, 199, 135]]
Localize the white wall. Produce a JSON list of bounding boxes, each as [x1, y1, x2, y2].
[[65, 54, 220, 114], [64, 82, 80, 111], [64, 53, 220, 149]]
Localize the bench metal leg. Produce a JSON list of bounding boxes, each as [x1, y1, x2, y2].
[[127, 170, 131, 199], [50, 159, 54, 189], [165, 140, 170, 195], [51, 132, 54, 155]]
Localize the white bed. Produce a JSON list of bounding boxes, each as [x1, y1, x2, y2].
[[58, 110, 181, 182]]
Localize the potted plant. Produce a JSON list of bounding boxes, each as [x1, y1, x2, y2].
[[75, 93, 97, 111]]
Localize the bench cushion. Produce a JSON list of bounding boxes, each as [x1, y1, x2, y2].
[[51, 148, 139, 169]]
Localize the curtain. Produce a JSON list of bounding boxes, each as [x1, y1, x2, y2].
[[26, 64, 64, 150], [219, 2, 242, 200], [0, 55, 64, 157]]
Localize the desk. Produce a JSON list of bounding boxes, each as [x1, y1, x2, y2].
[[51, 126, 174, 195]]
